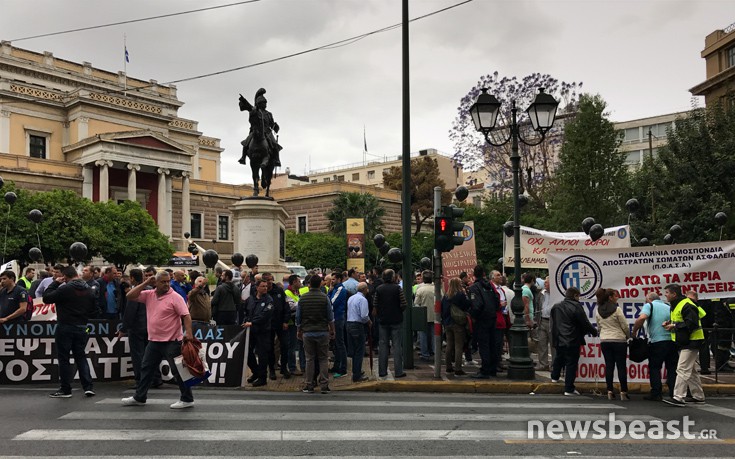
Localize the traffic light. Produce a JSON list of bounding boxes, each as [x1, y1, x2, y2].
[[435, 205, 466, 253]]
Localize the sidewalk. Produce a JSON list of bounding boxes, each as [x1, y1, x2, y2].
[[239, 353, 735, 396]]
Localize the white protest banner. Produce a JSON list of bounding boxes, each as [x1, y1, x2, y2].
[[30, 297, 56, 322], [548, 240, 735, 382], [504, 225, 631, 269]]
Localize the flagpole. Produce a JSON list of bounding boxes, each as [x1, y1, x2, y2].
[[123, 34, 127, 96]]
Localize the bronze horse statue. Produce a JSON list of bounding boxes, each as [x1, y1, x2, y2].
[[239, 89, 282, 198]]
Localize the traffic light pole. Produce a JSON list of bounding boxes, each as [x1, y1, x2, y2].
[[433, 186, 443, 379]]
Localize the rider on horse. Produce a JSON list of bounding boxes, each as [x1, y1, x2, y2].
[[238, 88, 282, 167]]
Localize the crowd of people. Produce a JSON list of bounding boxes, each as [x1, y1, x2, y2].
[[0, 260, 732, 409]]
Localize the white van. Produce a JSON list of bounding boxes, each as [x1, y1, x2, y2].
[[286, 265, 308, 278]]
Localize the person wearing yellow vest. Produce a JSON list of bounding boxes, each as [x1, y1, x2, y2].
[[285, 274, 304, 375], [662, 283, 707, 406]]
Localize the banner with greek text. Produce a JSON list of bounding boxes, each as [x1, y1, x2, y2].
[[442, 221, 477, 291], [548, 240, 735, 382], [0, 321, 245, 386], [504, 225, 631, 269]]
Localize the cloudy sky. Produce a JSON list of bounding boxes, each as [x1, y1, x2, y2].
[[1, 0, 733, 184]]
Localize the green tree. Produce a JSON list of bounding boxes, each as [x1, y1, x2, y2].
[[90, 200, 173, 270], [285, 231, 345, 271], [382, 156, 452, 234], [325, 192, 385, 238], [630, 104, 735, 243], [548, 94, 629, 230]]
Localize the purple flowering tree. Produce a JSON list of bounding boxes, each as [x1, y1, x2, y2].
[[449, 72, 581, 208]]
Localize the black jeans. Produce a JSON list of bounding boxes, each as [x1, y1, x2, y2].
[[346, 322, 366, 380], [601, 341, 628, 392], [268, 328, 289, 373], [648, 340, 678, 397], [551, 344, 581, 393], [134, 340, 192, 403], [55, 323, 93, 393], [475, 322, 497, 376], [249, 331, 272, 381], [128, 331, 161, 386]]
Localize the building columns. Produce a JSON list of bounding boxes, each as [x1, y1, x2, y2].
[[127, 163, 140, 201], [95, 159, 113, 201], [0, 110, 10, 154], [157, 167, 171, 236], [181, 171, 191, 238], [82, 165, 93, 199]]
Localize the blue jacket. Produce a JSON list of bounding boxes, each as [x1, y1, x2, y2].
[[329, 283, 348, 320]]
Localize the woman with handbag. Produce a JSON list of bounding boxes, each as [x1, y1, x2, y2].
[[596, 288, 631, 401], [441, 278, 472, 376]]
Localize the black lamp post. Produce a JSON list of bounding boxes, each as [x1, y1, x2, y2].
[[470, 87, 559, 380]]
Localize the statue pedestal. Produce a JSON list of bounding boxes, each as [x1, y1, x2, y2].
[[231, 197, 290, 279]]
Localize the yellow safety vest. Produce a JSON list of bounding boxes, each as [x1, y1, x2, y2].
[[285, 289, 300, 303], [299, 285, 328, 295], [670, 297, 706, 342]]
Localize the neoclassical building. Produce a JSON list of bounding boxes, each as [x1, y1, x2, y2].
[[0, 42, 402, 260]]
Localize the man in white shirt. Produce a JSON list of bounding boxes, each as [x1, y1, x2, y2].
[[536, 277, 553, 371], [346, 282, 371, 382]]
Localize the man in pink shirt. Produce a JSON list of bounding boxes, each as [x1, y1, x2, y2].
[[121, 271, 195, 409]]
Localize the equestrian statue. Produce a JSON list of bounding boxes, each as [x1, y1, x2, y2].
[[238, 88, 283, 197]]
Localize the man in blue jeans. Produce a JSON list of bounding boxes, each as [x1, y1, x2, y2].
[[346, 282, 371, 382], [329, 271, 348, 378], [634, 291, 678, 401], [43, 266, 99, 398]]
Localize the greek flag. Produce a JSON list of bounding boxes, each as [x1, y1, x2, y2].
[[125, 46, 129, 63]]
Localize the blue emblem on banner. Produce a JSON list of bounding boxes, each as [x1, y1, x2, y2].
[[555, 255, 603, 299]]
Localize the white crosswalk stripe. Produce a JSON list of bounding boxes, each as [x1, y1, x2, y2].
[[9, 392, 731, 450]]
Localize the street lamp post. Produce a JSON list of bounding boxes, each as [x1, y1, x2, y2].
[[470, 87, 559, 380]]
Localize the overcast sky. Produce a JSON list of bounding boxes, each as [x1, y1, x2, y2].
[[2, 0, 733, 184]]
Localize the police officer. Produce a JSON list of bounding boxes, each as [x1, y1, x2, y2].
[[243, 279, 274, 387]]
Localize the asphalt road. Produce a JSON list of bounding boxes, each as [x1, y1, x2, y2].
[[1, 383, 734, 458]]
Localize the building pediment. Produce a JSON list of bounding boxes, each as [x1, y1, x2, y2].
[[63, 130, 193, 173]]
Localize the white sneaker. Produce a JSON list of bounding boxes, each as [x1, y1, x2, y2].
[[564, 390, 581, 396], [551, 379, 559, 383], [121, 396, 145, 406], [170, 400, 194, 409]]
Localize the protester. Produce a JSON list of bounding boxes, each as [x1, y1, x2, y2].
[[467, 265, 499, 379], [346, 281, 371, 382], [122, 271, 195, 409], [0, 270, 29, 324], [35, 263, 63, 298], [328, 271, 348, 378], [118, 268, 162, 389], [596, 288, 631, 401], [414, 270, 436, 362], [170, 270, 192, 303], [374, 269, 407, 378], [442, 277, 471, 376], [29, 269, 49, 298], [550, 286, 598, 396], [243, 279, 274, 387], [81, 265, 100, 302], [18, 267, 34, 290], [535, 277, 552, 371], [188, 275, 212, 323], [490, 270, 508, 372], [211, 270, 239, 325], [284, 274, 304, 375], [98, 266, 123, 320], [297, 274, 335, 393], [687, 291, 713, 375], [343, 268, 359, 295], [633, 292, 677, 401], [43, 266, 98, 398], [263, 272, 290, 380], [663, 283, 707, 406]]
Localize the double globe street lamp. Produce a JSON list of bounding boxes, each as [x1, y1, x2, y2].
[[470, 87, 559, 379]]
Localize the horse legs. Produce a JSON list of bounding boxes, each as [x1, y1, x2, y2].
[[251, 165, 260, 196], [262, 166, 273, 197]]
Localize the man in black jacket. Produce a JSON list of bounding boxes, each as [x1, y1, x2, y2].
[[263, 272, 291, 380], [243, 279, 274, 387], [117, 268, 161, 388], [550, 286, 597, 395], [211, 270, 240, 325], [467, 265, 499, 379], [43, 266, 99, 398], [373, 269, 407, 379]]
